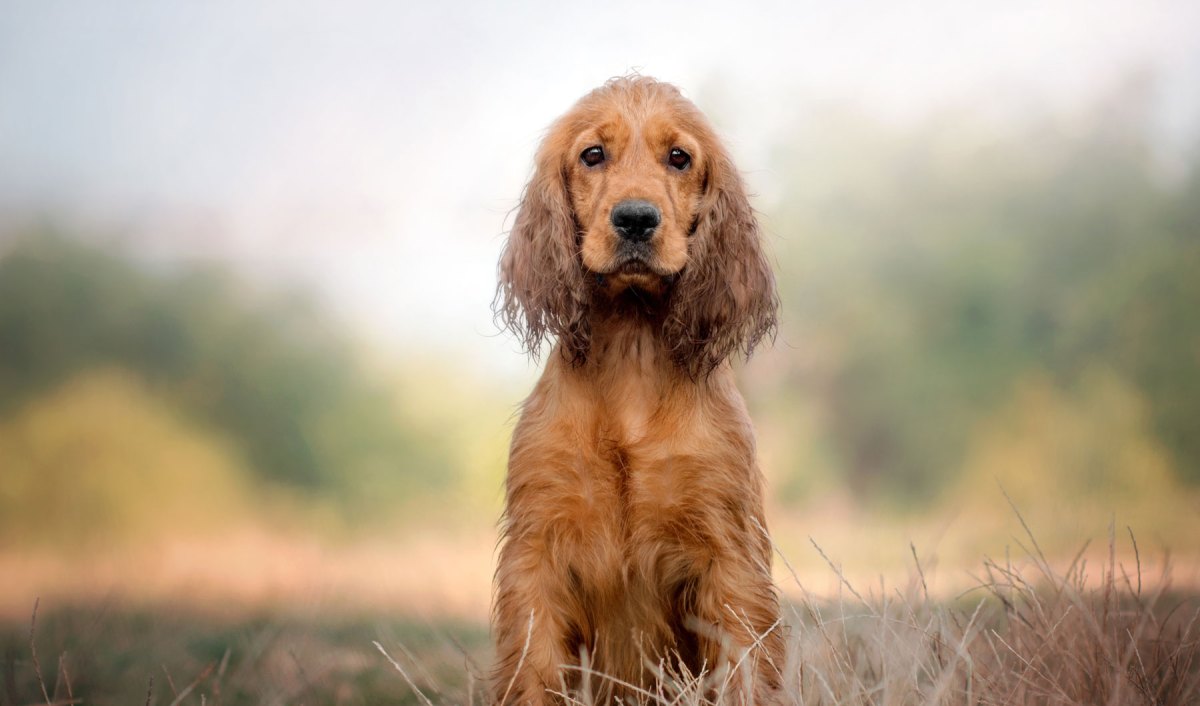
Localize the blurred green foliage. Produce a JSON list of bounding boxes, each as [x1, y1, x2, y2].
[[761, 77, 1200, 505], [0, 233, 454, 525], [1, 76, 1197, 535], [0, 369, 251, 547]]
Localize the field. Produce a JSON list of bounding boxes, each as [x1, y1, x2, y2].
[[4, 521, 1198, 706], [3, 39, 1200, 706]]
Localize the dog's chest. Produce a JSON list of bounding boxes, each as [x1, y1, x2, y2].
[[529, 350, 752, 586], [593, 383, 718, 559], [604, 377, 658, 446]]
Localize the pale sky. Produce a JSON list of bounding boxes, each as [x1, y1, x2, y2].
[[2, 0, 1198, 375]]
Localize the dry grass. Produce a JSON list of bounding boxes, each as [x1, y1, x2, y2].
[[4, 521, 1198, 706], [756, 526, 1200, 706], [5, 606, 489, 705]]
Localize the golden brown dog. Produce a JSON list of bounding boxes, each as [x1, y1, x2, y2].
[[492, 76, 782, 705]]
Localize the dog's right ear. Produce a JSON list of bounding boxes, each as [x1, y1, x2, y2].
[[494, 127, 590, 363]]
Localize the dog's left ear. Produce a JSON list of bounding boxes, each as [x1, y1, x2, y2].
[[664, 148, 778, 379]]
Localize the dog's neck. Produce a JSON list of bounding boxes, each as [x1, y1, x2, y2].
[[569, 286, 695, 388]]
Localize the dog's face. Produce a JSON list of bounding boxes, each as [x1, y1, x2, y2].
[[566, 103, 705, 295], [496, 77, 778, 376]]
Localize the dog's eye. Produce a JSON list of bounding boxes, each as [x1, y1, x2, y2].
[[667, 148, 691, 171], [580, 146, 605, 167]]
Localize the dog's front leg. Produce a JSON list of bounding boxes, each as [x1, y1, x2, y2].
[[491, 532, 579, 706], [689, 542, 785, 705]]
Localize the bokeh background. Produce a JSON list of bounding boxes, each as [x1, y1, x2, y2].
[[3, 0, 1200, 639]]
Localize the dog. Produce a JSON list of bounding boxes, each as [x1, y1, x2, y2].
[[492, 76, 783, 705]]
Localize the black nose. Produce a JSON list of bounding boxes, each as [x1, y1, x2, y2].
[[610, 199, 661, 243]]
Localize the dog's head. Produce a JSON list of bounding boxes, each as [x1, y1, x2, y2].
[[496, 77, 778, 377]]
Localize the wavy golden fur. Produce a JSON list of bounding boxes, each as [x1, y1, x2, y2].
[[492, 77, 782, 705]]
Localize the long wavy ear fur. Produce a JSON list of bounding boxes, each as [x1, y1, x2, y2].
[[664, 147, 779, 379], [494, 126, 590, 362]]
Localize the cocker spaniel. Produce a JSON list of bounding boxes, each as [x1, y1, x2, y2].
[[492, 76, 782, 705]]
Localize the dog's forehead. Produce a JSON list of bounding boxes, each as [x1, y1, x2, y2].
[[569, 100, 702, 154]]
